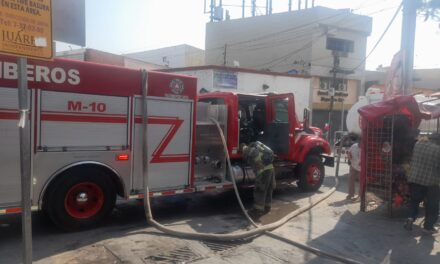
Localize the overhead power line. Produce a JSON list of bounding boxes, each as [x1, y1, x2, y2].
[[250, 32, 327, 69], [352, 1, 403, 71], [208, 11, 349, 50], [209, 1, 399, 51], [210, 6, 398, 66], [241, 13, 374, 52], [248, 3, 403, 71], [122, 3, 402, 66], [269, 34, 328, 69], [247, 11, 366, 70]]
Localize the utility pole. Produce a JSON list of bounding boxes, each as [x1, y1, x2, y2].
[[289, 0, 292, 12], [242, 0, 245, 18], [252, 0, 256, 16], [298, 0, 302, 10], [327, 52, 340, 143], [18, 57, 32, 264], [269, 0, 272, 14], [223, 44, 227, 66], [266, 0, 269, 15], [340, 98, 345, 132], [210, 0, 215, 22], [401, 0, 417, 95]]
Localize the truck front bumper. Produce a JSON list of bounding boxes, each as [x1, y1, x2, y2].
[[321, 154, 335, 167]]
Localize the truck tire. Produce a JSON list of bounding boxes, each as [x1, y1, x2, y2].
[[298, 155, 324, 192], [45, 168, 116, 231]]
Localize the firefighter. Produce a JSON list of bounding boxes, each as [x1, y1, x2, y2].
[[240, 141, 275, 220]]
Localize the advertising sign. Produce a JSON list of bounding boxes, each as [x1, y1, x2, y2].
[[214, 70, 237, 90], [0, 0, 53, 59], [53, 0, 85, 46]]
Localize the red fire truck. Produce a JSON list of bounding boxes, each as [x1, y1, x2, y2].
[[0, 55, 333, 230]]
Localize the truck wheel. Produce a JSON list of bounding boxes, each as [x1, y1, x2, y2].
[[45, 168, 116, 231], [298, 155, 324, 192]]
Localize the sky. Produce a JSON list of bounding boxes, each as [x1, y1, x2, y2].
[[56, 0, 440, 70]]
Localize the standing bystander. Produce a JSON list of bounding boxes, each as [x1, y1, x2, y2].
[[404, 134, 440, 233], [347, 133, 361, 200]]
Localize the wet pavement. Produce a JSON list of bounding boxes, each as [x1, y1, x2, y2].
[[0, 163, 439, 263]]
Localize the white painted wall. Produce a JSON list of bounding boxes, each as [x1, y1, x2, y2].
[[175, 69, 214, 92], [173, 69, 311, 120], [236, 72, 311, 120], [126, 45, 205, 68], [124, 57, 167, 71]]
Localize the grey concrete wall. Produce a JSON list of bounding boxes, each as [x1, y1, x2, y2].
[[205, 7, 371, 79]]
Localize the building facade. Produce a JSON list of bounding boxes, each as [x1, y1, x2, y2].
[[310, 76, 359, 131], [205, 7, 371, 78], [162, 65, 312, 120], [56, 48, 167, 71], [125, 44, 205, 68], [205, 6, 371, 132], [365, 69, 440, 95]]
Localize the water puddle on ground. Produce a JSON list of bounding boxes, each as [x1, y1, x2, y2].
[[259, 200, 299, 225]]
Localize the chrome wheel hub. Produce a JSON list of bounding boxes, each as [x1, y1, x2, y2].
[[76, 192, 88, 203]]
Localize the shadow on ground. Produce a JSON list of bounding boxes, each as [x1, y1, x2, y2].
[[296, 173, 440, 264], [303, 209, 440, 264]]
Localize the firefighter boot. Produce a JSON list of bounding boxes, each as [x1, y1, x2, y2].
[[263, 206, 271, 214], [247, 208, 264, 221]]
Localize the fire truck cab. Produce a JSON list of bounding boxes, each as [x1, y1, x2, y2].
[[199, 92, 333, 191]]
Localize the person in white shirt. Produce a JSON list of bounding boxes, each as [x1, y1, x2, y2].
[[347, 133, 361, 200]]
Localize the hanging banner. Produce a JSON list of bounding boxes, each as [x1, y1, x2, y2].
[[383, 51, 405, 101], [0, 0, 53, 59]]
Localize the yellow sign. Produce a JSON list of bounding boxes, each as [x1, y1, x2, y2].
[[0, 0, 53, 59]]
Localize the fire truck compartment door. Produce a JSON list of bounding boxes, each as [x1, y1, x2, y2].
[[0, 88, 30, 207], [39, 91, 129, 150], [133, 97, 193, 191]]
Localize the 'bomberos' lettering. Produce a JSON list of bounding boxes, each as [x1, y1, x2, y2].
[[0, 61, 80, 85]]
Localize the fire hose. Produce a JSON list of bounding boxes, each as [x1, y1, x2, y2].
[[140, 72, 361, 263]]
